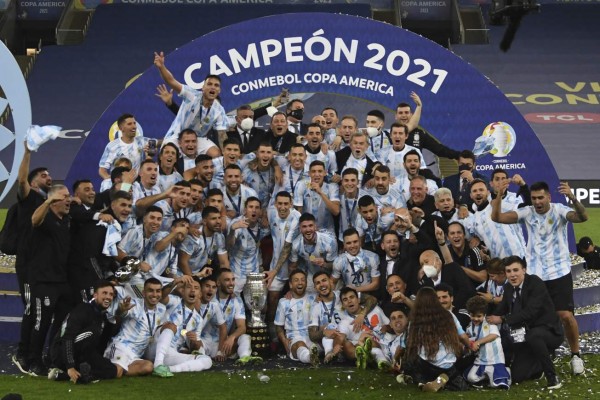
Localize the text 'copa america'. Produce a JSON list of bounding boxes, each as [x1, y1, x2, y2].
[[183, 29, 449, 95]]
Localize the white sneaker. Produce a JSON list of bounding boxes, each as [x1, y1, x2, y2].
[[571, 355, 584, 375]]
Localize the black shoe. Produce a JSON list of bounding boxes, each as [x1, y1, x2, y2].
[[12, 354, 30, 374], [547, 375, 562, 390], [77, 362, 95, 384], [28, 362, 48, 377]]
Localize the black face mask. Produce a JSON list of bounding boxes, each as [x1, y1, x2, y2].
[[440, 209, 456, 221], [289, 109, 304, 121]]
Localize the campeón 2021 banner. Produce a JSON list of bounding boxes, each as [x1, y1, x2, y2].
[[66, 12, 559, 197]]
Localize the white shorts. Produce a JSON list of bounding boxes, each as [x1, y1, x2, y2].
[[269, 277, 287, 292], [104, 342, 143, 372], [200, 337, 220, 358], [197, 137, 218, 154]]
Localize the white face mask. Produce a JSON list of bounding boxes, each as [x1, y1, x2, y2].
[[366, 126, 379, 138], [240, 117, 254, 131], [423, 265, 438, 278]]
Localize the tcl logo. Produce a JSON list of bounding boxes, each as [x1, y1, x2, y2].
[[525, 113, 600, 124]]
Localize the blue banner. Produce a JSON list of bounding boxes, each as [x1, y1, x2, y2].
[[17, 0, 67, 20], [66, 12, 560, 200]]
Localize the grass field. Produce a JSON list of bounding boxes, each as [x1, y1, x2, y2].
[[1, 356, 599, 400]]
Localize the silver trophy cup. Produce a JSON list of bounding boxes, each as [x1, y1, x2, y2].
[[243, 273, 267, 328]]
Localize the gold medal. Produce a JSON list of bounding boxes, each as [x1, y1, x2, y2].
[[181, 329, 188, 337], [309, 255, 316, 262]]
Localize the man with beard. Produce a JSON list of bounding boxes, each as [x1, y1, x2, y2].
[[363, 166, 406, 212], [336, 131, 380, 187], [375, 123, 423, 181], [263, 192, 301, 337], [179, 206, 229, 276], [293, 160, 340, 235], [146, 218, 190, 279], [267, 112, 298, 154], [272, 143, 308, 200], [150, 276, 211, 377], [354, 195, 395, 255], [25, 185, 73, 376], [117, 206, 167, 296], [275, 270, 318, 365], [12, 144, 53, 372], [443, 150, 488, 210], [227, 197, 270, 294], [243, 142, 278, 209], [309, 272, 379, 364], [338, 287, 390, 370], [446, 222, 486, 288], [67, 191, 134, 303], [48, 281, 122, 383], [157, 143, 183, 192], [215, 270, 261, 364], [183, 154, 215, 191], [211, 139, 256, 187], [154, 52, 225, 157], [321, 107, 339, 146], [105, 278, 166, 377], [399, 150, 440, 198], [288, 213, 338, 294], [468, 179, 525, 259], [156, 181, 197, 231], [304, 123, 339, 183], [333, 228, 381, 294], [98, 113, 146, 180], [222, 164, 259, 219]]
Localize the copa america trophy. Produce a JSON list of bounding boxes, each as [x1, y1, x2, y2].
[[242, 273, 269, 356]]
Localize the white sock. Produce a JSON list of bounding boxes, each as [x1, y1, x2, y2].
[[170, 356, 212, 372], [322, 338, 333, 354], [372, 348, 387, 363], [237, 334, 251, 358], [297, 346, 311, 364], [154, 329, 175, 366]]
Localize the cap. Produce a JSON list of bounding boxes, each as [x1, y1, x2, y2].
[[578, 236, 593, 251]]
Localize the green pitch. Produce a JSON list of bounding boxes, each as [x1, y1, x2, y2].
[[1, 356, 599, 400]]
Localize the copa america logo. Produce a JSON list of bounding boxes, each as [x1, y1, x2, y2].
[[472, 121, 517, 158], [0, 41, 31, 202]]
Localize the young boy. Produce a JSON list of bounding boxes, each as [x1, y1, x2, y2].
[[464, 296, 511, 389], [476, 258, 506, 313]]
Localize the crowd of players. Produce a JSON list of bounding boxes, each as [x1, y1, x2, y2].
[[9, 51, 590, 392]]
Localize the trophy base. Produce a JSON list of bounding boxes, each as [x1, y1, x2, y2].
[[247, 325, 271, 358]]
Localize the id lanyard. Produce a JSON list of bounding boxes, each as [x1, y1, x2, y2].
[[321, 294, 336, 323], [289, 166, 304, 196], [226, 192, 242, 216], [181, 302, 194, 330]]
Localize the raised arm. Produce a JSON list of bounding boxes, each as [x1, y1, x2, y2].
[[559, 181, 588, 223], [17, 142, 32, 199], [490, 180, 518, 224], [154, 51, 183, 94], [405, 92, 422, 133]]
